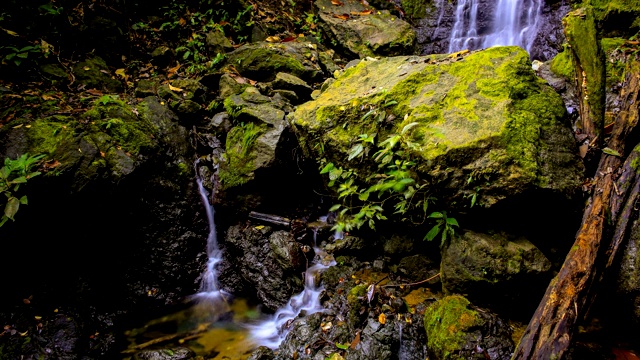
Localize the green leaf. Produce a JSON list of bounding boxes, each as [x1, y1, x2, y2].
[[0, 215, 8, 227], [424, 224, 441, 241], [336, 343, 349, 350], [428, 211, 444, 219], [446, 217, 459, 226], [401, 122, 420, 135], [361, 108, 376, 121], [348, 144, 364, 160], [5, 196, 20, 220], [358, 191, 370, 201], [602, 147, 621, 157], [11, 176, 27, 184], [19, 195, 28, 205], [320, 162, 334, 174], [329, 204, 341, 212], [384, 100, 398, 107]]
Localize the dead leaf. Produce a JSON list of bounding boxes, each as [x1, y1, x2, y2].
[[378, 313, 386, 324], [3, 28, 18, 36], [169, 84, 184, 92], [266, 36, 281, 42], [333, 13, 350, 20], [350, 330, 361, 349], [167, 63, 181, 78], [366, 284, 375, 303], [282, 36, 296, 42], [42, 94, 57, 101], [179, 18, 187, 26], [115, 68, 126, 79], [351, 10, 373, 16], [331, 0, 344, 5]]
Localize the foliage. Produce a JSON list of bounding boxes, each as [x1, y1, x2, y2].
[[320, 121, 458, 242], [0, 153, 45, 227]]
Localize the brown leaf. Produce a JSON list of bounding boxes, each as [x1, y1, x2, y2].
[[378, 313, 386, 324], [167, 63, 181, 78], [266, 36, 281, 42], [179, 18, 187, 26], [350, 331, 361, 349], [333, 13, 350, 20], [331, 0, 344, 5], [42, 94, 57, 101], [351, 10, 373, 16]]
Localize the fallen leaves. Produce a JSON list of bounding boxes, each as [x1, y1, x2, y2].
[[331, 0, 344, 5]]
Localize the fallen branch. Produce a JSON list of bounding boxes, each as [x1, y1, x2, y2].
[[249, 211, 291, 227], [383, 273, 440, 288]]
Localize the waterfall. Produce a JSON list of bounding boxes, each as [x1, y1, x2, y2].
[[248, 226, 337, 349], [191, 160, 229, 309], [448, 0, 542, 55]]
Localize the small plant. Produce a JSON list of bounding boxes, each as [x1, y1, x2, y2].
[[1, 153, 45, 227], [2, 45, 41, 67], [423, 211, 459, 246]]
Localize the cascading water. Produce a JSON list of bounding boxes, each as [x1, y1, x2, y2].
[[191, 160, 229, 309], [248, 226, 337, 349], [448, 0, 542, 55]]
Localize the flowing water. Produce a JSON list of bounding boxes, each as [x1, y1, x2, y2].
[[191, 160, 230, 311], [248, 227, 337, 349], [447, 0, 542, 54]]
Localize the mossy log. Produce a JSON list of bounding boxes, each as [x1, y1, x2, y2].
[[512, 64, 640, 359]]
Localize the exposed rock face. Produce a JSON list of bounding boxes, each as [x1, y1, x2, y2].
[[290, 46, 584, 219], [441, 230, 552, 315], [315, 0, 417, 58], [222, 224, 309, 310]]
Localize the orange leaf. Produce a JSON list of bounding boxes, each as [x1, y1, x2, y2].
[[378, 313, 386, 324], [350, 331, 361, 349], [167, 63, 181, 78], [331, 0, 344, 5], [179, 18, 187, 26], [333, 14, 350, 20]]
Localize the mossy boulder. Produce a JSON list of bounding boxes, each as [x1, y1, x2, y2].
[[440, 230, 552, 313], [423, 295, 514, 360], [222, 41, 326, 83], [290, 46, 584, 215], [315, 0, 416, 58], [590, 0, 640, 37], [219, 87, 287, 190]]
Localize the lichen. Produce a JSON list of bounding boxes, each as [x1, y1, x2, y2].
[[423, 295, 481, 360]]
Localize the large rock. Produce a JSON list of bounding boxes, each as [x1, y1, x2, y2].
[[290, 45, 584, 221], [441, 230, 552, 315], [315, 0, 416, 58]]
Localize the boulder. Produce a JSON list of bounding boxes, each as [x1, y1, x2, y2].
[[290, 46, 584, 223], [315, 0, 417, 58]]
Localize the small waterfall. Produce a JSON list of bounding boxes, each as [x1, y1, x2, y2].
[[248, 226, 336, 349], [191, 160, 229, 309], [448, 0, 542, 55]]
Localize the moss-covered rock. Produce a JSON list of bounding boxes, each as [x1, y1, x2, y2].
[[423, 295, 514, 360], [315, 0, 416, 58], [222, 41, 325, 82], [219, 87, 287, 189], [291, 46, 584, 215]]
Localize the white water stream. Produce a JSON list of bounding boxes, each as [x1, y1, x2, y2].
[[191, 160, 229, 309], [248, 228, 337, 349], [447, 0, 542, 54]]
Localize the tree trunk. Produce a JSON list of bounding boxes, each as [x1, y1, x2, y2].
[[512, 64, 640, 359]]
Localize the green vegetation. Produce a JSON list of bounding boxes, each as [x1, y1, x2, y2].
[[423, 295, 481, 360], [1, 153, 45, 227], [320, 120, 458, 242], [549, 44, 575, 80], [219, 122, 266, 188]]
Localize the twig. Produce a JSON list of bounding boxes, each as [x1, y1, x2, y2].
[[382, 273, 440, 288]]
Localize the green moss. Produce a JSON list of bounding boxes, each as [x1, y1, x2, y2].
[[563, 6, 606, 137], [400, 0, 430, 19], [29, 115, 77, 157], [550, 45, 576, 80], [218, 122, 266, 188], [601, 37, 628, 88], [423, 295, 481, 360], [347, 283, 368, 324], [84, 96, 156, 155]]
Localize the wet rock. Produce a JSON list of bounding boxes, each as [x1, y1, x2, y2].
[[206, 28, 234, 55], [223, 224, 307, 310], [133, 347, 195, 360], [248, 345, 275, 360]]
